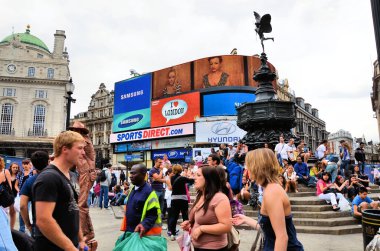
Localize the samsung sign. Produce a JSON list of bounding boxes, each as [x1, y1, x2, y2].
[[196, 121, 246, 144], [113, 74, 152, 132]]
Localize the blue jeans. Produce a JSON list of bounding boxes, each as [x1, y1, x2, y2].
[[19, 201, 31, 233], [0, 208, 17, 250], [99, 185, 109, 209], [326, 163, 338, 183], [358, 162, 366, 174], [154, 190, 165, 215], [87, 191, 93, 206], [340, 160, 350, 176]]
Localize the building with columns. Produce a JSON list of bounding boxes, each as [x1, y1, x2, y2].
[[0, 26, 71, 157], [72, 83, 114, 168], [372, 60, 380, 141], [277, 79, 328, 152], [328, 129, 353, 155]]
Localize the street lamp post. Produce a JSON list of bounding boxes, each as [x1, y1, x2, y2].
[[65, 78, 76, 130]]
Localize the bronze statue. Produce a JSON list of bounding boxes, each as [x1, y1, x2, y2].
[[254, 11, 274, 53], [69, 121, 98, 250]]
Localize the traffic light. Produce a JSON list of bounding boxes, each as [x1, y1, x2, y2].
[[139, 151, 144, 161]]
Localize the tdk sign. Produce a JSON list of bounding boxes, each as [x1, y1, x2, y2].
[[118, 114, 143, 128], [211, 122, 236, 135]]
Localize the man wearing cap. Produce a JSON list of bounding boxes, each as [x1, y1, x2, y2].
[[68, 121, 97, 249], [227, 143, 237, 160], [20, 151, 49, 237]]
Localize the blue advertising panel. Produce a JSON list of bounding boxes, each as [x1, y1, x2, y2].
[[151, 148, 192, 160], [113, 74, 152, 132], [114, 144, 127, 153], [127, 141, 152, 151], [203, 92, 256, 116]]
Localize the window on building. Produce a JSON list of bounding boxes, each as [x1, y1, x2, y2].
[[99, 123, 104, 131], [0, 103, 13, 135], [28, 67, 35, 77], [33, 105, 46, 136], [37, 53, 43, 58], [47, 68, 54, 79], [109, 108, 112, 116], [2, 88, 16, 97], [99, 110, 103, 118], [35, 90, 47, 99]]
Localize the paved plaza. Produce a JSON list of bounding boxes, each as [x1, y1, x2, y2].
[[88, 207, 364, 251]]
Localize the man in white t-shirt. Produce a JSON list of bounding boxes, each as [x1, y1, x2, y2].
[[275, 136, 288, 165], [227, 143, 237, 160], [286, 138, 297, 163], [316, 140, 328, 160], [194, 152, 203, 166]]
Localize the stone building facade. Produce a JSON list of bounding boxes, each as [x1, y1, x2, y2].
[[328, 129, 354, 155], [72, 83, 114, 168], [372, 60, 380, 142], [0, 26, 71, 157], [277, 79, 328, 152]]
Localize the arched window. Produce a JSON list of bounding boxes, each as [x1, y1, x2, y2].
[[0, 103, 13, 135], [33, 104, 46, 136]]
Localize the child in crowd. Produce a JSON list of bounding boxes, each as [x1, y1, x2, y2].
[[284, 165, 298, 193], [333, 175, 349, 198], [347, 174, 365, 201], [352, 187, 380, 220]]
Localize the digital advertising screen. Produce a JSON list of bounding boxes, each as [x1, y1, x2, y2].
[[203, 92, 256, 116], [151, 92, 200, 128], [151, 55, 276, 100], [113, 74, 152, 132]]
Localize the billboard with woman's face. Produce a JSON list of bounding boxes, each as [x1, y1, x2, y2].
[[152, 55, 276, 99], [152, 63, 191, 100]]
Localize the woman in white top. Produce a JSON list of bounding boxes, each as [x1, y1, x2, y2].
[[284, 165, 298, 193]]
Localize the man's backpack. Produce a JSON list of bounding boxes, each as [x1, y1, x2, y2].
[[110, 173, 117, 187], [227, 161, 244, 194], [100, 170, 107, 182]]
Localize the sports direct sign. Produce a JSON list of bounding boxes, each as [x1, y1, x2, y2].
[[110, 123, 194, 143], [151, 92, 200, 127]]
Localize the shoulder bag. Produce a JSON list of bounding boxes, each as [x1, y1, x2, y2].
[[251, 227, 265, 251], [227, 226, 240, 251], [0, 170, 15, 208]]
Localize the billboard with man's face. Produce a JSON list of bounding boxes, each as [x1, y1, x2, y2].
[[152, 55, 276, 99]]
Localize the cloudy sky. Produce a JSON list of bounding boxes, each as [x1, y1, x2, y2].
[[1, 0, 378, 141]]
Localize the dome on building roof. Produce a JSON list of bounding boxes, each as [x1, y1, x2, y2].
[[0, 26, 50, 53]]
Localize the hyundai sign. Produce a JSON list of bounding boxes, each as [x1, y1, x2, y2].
[[195, 121, 246, 144], [203, 92, 255, 116], [113, 74, 152, 132]]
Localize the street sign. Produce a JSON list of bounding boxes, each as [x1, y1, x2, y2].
[[125, 155, 132, 161]]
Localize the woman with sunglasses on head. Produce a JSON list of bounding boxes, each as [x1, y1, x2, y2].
[[233, 148, 303, 251]]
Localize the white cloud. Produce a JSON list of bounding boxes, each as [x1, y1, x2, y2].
[[0, 0, 378, 141]]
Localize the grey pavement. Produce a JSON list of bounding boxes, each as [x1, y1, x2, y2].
[[90, 207, 364, 251]]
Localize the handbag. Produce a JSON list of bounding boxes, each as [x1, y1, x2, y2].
[[227, 226, 240, 251], [113, 232, 167, 251], [176, 230, 192, 251], [0, 171, 15, 208], [366, 234, 380, 251], [251, 227, 265, 251]]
